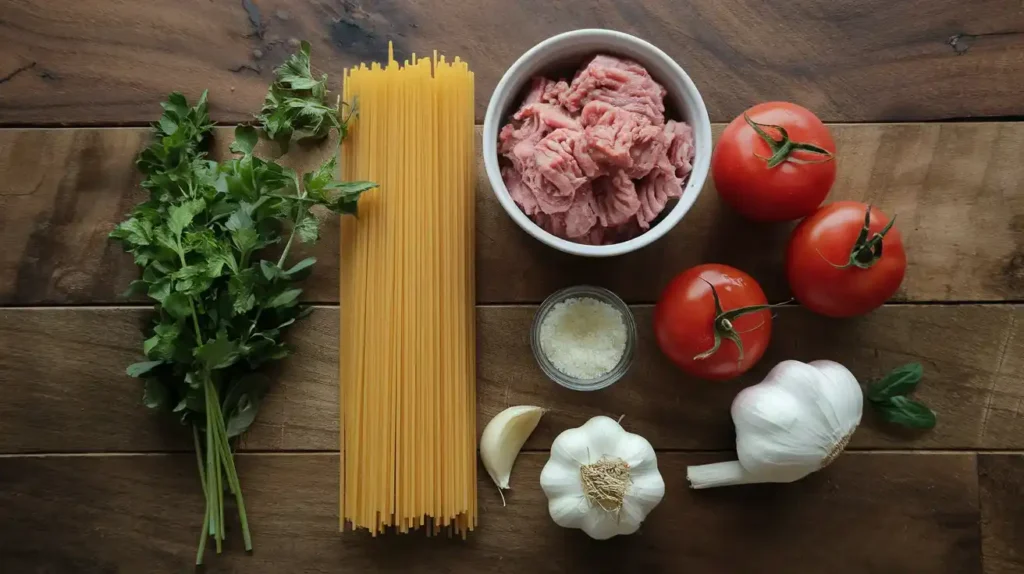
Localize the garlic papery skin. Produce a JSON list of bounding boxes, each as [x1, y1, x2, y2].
[[687, 360, 862, 489], [480, 406, 545, 502], [540, 416, 665, 540]]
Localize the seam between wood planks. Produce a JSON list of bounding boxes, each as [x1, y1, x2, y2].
[[2, 302, 1024, 311], [1, 449, 1022, 458]]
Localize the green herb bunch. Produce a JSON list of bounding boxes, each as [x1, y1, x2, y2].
[[111, 49, 374, 564], [258, 40, 352, 149]]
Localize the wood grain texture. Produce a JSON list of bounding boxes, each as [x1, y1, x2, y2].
[[3, 123, 1024, 306], [0, 307, 338, 454], [2, 1, 1024, 125], [2, 305, 1021, 454], [979, 455, 1024, 574], [0, 452, 981, 573]]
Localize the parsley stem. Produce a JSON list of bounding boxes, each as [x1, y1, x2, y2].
[[194, 425, 209, 566], [175, 250, 205, 345], [277, 189, 309, 268], [217, 436, 225, 548], [204, 378, 223, 553], [276, 212, 302, 268], [207, 377, 253, 551], [192, 424, 208, 496]]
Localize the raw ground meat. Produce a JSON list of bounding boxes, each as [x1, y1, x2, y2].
[[502, 166, 539, 216], [525, 128, 589, 214], [636, 162, 682, 230], [626, 123, 670, 179], [498, 103, 580, 172], [498, 54, 695, 245], [591, 170, 640, 228], [579, 100, 637, 169], [523, 77, 570, 106], [665, 120, 695, 177], [560, 55, 667, 125], [533, 184, 598, 240]]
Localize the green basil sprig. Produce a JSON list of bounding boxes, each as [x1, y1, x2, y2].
[[866, 363, 937, 429]]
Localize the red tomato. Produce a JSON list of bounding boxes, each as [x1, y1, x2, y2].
[[654, 264, 774, 381], [712, 102, 837, 222], [787, 202, 906, 318]]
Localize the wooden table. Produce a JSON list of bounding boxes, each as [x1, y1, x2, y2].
[[2, 1, 1024, 572]]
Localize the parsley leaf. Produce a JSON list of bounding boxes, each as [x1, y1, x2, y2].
[[195, 331, 241, 370]]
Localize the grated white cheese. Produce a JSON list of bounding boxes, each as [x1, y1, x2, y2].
[[538, 296, 627, 380]]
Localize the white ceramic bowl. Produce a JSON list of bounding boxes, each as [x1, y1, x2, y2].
[[483, 29, 713, 258]]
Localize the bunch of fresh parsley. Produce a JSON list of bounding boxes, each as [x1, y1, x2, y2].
[[111, 44, 374, 565]]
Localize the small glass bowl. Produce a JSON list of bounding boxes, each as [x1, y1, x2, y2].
[[530, 285, 637, 391]]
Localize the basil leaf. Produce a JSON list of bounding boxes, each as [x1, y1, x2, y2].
[[867, 363, 923, 402], [875, 396, 937, 429]]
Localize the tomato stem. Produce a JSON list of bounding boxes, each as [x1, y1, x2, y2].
[[818, 204, 897, 270], [744, 114, 834, 168], [693, 278, 790, 364]]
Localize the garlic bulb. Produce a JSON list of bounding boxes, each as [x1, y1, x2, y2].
[[540, 416, 665, 540], [480, 406, 544, 503], [688, 360, 862, 489]]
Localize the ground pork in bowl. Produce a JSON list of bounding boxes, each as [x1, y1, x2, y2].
[[484, 29, 712, 257]]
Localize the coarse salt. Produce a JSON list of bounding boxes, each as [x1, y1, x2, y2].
[[538, 296, 627, 380]]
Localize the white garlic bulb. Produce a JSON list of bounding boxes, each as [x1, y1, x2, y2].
[[687, 360, 862, 489], [540, 416, 665, 540]]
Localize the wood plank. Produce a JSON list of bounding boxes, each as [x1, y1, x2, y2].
[[0, 307, 338, 453], [2, 1, 1024, 125], [0, 452, 981, 573], [2, 305, 1021, 454], [3, 123, 1024, 306], [979, 455, 1024, 574]]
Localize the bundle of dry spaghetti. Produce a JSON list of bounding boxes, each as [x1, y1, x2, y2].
[[339, 45, 476, 537]]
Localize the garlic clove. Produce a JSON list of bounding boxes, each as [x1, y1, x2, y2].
[[578, 416, 627, 460], [808, 360, 864, 429], [582, 507, 629, 540], [479, 405, 544, 496], [550, 426, 593, 465], [538, 458, 583, 498], [613, 431, 657, 471], [626, 470, 666, 506], [621, 470, 665, 526], [546, 492, 589, 529]]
